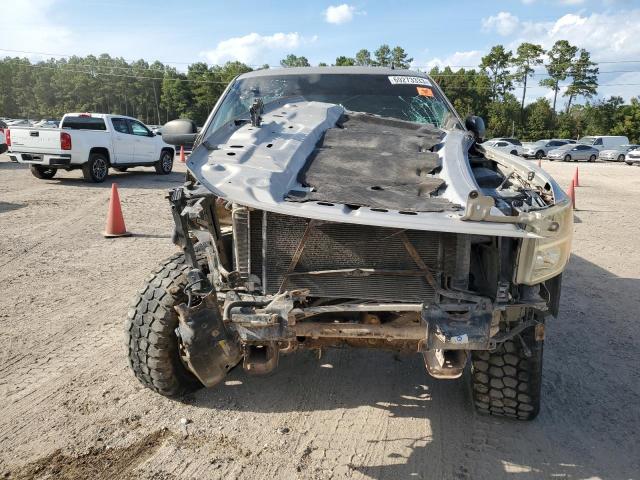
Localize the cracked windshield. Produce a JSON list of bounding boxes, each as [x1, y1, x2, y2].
[[208, 73, 459, 134]]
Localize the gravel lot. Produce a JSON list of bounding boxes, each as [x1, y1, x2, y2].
[[0, 154, 638, 479]]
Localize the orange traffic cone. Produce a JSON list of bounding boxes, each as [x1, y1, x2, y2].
[[104, 183, 131, 237], [567, 179, 576, 210], [179, 145, 185, 163], [573, 167, 580, 187]]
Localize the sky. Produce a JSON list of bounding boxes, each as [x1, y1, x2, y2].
[[3, 0, 640, 107]]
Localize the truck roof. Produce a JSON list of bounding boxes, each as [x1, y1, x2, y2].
[[237, 66, 430, 80], [63, 113, 139, 121]]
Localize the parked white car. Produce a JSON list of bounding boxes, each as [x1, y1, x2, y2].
[[625, 148, 640, 166], [598, 144, 640, 162], [7, 113, 175, 182], [521, 139, 570, 159], [0, 121, 7, 154], [577, 135, 629, 152], [483, 139, 523, 156]]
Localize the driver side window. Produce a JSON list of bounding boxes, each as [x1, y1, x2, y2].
[[129, 120, 151, 137]]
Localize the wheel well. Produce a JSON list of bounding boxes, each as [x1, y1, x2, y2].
[[89, 147, 110, 164]]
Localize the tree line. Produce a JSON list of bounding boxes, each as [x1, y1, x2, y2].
[[1, 41, 639, 142]]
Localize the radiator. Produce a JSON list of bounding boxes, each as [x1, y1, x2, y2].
[[234, 210, 454, 303]]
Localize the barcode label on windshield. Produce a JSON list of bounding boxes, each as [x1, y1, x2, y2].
[[388, 76, 431, 86]]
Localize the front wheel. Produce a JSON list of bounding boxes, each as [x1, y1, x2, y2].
[[155, 150, 173, 175], [125, 252, 203, 397], [563, 155, 571, 162], [470, 325, 543, 420], [29, 165, 56, 179], [82, 153, 109, 183], [510, 150, 518, 156], [589, 154, 596, 162], [617, 154, 625, 162], [535, 151, 544, 160]]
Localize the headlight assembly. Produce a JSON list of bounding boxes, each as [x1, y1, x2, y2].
[[515, 200, 573, 285]]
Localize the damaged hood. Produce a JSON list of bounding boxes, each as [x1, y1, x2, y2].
[[185, 99, 559, 238]]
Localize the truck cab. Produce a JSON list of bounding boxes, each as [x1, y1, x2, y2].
[[8, 113, 175, 182]]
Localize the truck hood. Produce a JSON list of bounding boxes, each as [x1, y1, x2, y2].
[[186, 100, 563, 238]]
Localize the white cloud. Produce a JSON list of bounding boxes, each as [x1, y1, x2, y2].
[[424, 50, 485, 70], [514, 11, 640, 63], [200, 33, 308, 65], [482, 12, 521, 36], [481, 10, 640, 103], [324, 4, 357, 24], [560, 0, 586, 5], [2, 0, 72, 57]]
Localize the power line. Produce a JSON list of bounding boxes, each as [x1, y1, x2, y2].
[[13, 62, 236, 84], [11, 62, 640, 89]]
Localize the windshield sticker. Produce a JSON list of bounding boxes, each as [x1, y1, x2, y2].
[[416, 86, 433, 97], [388, 76, 431, 86]]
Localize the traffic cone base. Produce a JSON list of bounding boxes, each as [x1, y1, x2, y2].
[[104, 183, 131, 237]]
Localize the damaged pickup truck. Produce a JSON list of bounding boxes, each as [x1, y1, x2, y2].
[[125, 67, 572, 420]]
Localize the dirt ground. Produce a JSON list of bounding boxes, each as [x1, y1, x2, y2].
[[0, 154, 638, 480]]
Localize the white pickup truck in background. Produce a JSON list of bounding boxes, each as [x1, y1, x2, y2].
[[7, 113, 175, 182]]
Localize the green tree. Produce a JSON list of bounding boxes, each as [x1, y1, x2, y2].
[[480, 45, 513, 101], [610, 97, 640, 143], [334, 56, 355, 66], [160, 68, 192, 123], [512, 43, 545, 119], [355, 49, 372, 66], [564, 48, 598, 112], [318, 62, 328, 67], [539, 40, 578, 112], [430, 67, 491, 119], [373, 44, 392, 66], [486, 93, 520, 138], [280, 54, 310, 67], [555, 111, 578, 139], [524, 98, 555, 140], [391, 46, 413, 69]]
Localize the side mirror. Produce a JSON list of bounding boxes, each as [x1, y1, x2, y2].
[[465, 115, 485, 140], [161, 119, 198, 146]]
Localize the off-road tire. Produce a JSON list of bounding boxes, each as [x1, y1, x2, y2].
[[535, 150, 544, 160], [82, 153, 109, 182], [155, 150, 173, 175], [29, 165, 56, 179], [470, 326, 543, 421], [125, 251, 205, 397]]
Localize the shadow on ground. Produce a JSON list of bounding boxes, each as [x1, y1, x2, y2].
[[0, 157, 185, 190], [178, 253, 639, 479]]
